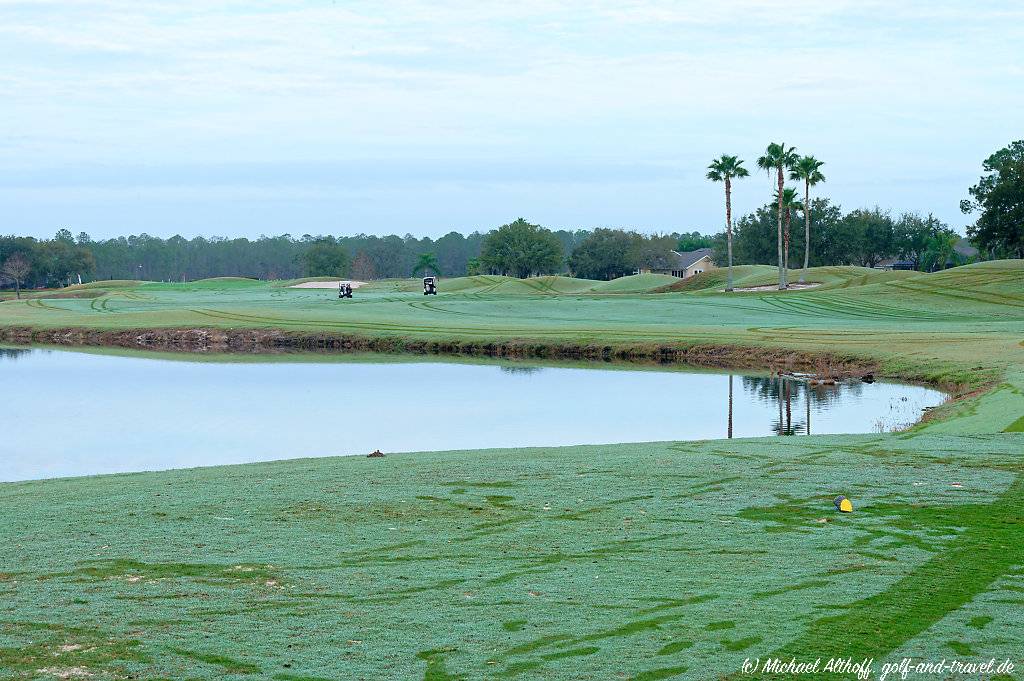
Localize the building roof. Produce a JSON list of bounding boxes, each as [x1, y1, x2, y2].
[[671, 248, 714, 269]]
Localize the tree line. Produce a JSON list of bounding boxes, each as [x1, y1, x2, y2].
[[1, 139, 1019, 292], [0, 223, 710, 290], [715, 201, 968, 272], [707, 138, 1022, 291]]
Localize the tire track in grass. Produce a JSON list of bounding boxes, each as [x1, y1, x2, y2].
[[24, 298, 68, 312], [757, 296, 873, 320], [806, 293, 953, 320], [889, 280, 1024, 309], [757, 294, 946, 321], [406, 301, 477, 317]]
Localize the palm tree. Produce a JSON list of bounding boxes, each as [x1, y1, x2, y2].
[[706, 155, 749, 292], [789, 155, 825, 283], [774, 187, 804, 271], [757, 143, 800, 289], [922, 232, 961, 272], [412, 252, 441, 277]]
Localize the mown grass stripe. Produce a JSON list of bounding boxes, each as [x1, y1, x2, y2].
[[743, 474, 1024, 679]]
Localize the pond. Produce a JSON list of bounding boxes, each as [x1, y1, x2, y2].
[[0, 347, 946, 481]]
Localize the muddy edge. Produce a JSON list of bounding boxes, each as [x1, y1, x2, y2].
[[1, 324, 887, 374]]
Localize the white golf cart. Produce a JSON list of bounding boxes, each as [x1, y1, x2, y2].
[[422, 276, 437, 295]]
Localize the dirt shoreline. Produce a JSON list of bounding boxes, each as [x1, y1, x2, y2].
[[0, 323, 884, 372], [1, 322, 987, 430]]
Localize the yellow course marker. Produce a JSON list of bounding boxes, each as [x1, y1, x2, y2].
[[834, 495, 853, 513]]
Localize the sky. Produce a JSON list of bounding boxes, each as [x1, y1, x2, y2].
[[2, 1, 1022, 240]]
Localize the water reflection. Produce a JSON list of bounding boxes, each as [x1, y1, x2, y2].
[[499, 365, 544, 375], [729, 374, 919, 437], [0, 348, 946, 481]]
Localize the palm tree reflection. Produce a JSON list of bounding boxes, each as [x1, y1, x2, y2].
[[727, 374, 733, 438], [741, 375, 842, 436]]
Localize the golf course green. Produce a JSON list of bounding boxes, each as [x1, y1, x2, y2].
[[2, 261, 1023, 679]]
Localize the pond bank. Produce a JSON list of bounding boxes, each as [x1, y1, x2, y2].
[[0, 322, 886, 376]]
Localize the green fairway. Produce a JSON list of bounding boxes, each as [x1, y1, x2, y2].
[[2, 262, 1023, 388], [2, 262, 1024, 679]]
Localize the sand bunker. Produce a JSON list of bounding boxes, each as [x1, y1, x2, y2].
[[290, 280, 366, 289], [730, 282, 821, 292]]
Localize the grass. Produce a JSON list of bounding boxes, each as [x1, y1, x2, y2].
[[2, 263, 1021, 390], [1, 261, 1024, 679]]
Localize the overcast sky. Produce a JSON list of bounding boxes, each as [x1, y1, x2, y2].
[[2, 1, 1022, 239]]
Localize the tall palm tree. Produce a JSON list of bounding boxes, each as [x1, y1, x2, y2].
[[757, 142, 800, 289], [774, 187, 804, 271], [789, 155, 825, 283], [412, 252, 441, 277], [706, 155, 749, 292]]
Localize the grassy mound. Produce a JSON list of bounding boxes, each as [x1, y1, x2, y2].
[[188, 276, 261, 286], [29, 289, 107, 300], [654, 266, 773, 292], [900, 259, 1024, 295], [276, 276, 346, 287], [434, 275, 516, 293], [589, 273, 679, 292], [71, 280, 141, 290], [658, 266, 919, 293], [526, 275, 602, 294]]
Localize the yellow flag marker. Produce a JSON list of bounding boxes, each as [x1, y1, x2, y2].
[[834, 496, 853, 513]]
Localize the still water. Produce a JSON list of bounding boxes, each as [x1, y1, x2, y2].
[[0, 347, 945, 481]]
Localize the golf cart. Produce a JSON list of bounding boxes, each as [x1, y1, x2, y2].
[[422, 276, 437, 295], [338, 282, 353, 299]]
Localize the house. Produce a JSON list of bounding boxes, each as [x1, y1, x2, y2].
[[642, 248, 716, 279]]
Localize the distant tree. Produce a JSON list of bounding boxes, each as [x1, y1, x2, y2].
[[840, 207, 896, 268], [961, 140, 1024, 258], [350, 251, 377, 280], [479, 218, 563, 278], [553, 229, 590, 260], [568, 228, 638, 280], [894, 213, 947, 270], [789, 155, 826, 282], [921, 231, 963, 272], [301, 240, 349, 277], [676, 231, 714, 252], [466, 258, 482, 276], [706, 154, 749, 291], [774, 187, 804, 271], [630, 234, 681, 272], [757, 142, 800, 289], [412, 252, 441, 277], [1, 254, 31, 298], [723, 198, 843, 268], [432, 231, 481, 276], [40, 239, 95, 286]]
